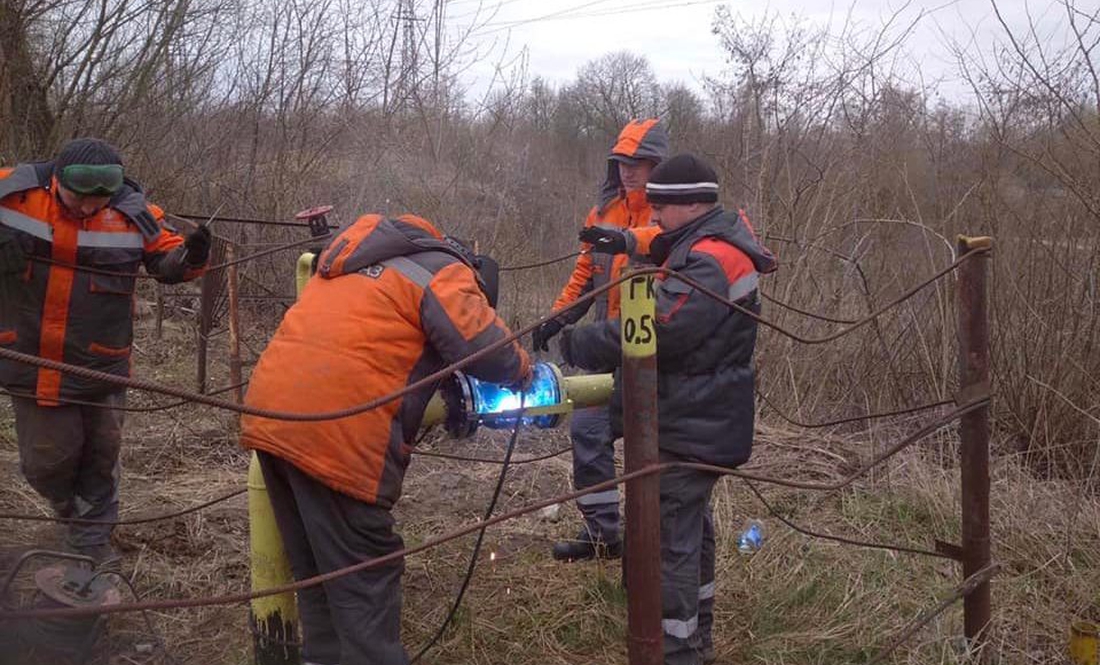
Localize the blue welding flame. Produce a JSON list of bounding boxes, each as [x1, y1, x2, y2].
[[470, 362, 561, 429]]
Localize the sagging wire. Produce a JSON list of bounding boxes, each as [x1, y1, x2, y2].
[[863, 563, 1001, 665], [0, 488, 246, 526], [0, 252, 986, 424], [499, 250, 585, 272], [742, 480, 953, 559], [414, 445, 570, 465], [0, 399, 989, 621], [755, 389, 956, 429], [28, 233, 331, 280], [170, 213, 311, 229], [0, 379, 249, 414], [410, 394, 526, 664]]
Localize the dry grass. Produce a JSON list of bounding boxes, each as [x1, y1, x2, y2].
[[1, 317, 1096, 664]]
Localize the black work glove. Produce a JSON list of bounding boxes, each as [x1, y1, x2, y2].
[[0, 228, 26, 276], [558, 327, 575, 366], [579, 227, 628, 255], [184, 225, 212, 267], [533, 318, 564, 352]]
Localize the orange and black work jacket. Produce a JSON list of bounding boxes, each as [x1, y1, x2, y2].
[[0, 161, 205, 403], [552, 118, 668, 324], [240, 214, 531, 508], [566, 207, 777, 468]]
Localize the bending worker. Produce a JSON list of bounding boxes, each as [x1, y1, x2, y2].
[[0, 138, 211, 566], [240, 214, 532, 665], [559, 153, 777, 665], [534, 118, 668, 562]]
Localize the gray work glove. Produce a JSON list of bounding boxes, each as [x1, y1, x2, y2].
[[0, 228, 26, 275]]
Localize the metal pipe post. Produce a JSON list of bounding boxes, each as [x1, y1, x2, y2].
[[956, 235, 993, 649], [620, 272, 663, 665], [227, 244, 243, 404]]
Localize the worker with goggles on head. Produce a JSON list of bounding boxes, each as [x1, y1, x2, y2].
[[0, 137, 211, 569]]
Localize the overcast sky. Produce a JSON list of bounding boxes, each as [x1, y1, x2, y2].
[[450, 0, 1088, 103]]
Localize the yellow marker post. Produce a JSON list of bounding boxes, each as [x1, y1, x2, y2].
[[1072, 621, 1099, 665], [619, 272, 662, 665]]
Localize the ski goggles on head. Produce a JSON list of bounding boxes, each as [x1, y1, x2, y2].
[[57, 164, 124, 196]]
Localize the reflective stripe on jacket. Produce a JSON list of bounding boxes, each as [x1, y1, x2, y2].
[[566, 206, 777, 467], [239, 214, 531, 507], [0, 162, 203, 403]]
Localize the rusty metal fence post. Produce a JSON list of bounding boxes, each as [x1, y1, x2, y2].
[[226, 243, 243, 404], [620, 272, 663, 665], [956, 235, 993, 652]]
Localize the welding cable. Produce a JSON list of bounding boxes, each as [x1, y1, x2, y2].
[[499, 250, 585, 272], [410, 394, 526, 663]]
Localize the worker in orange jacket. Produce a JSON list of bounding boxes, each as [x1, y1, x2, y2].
[[0, 138, 210, 565], [532, 118, 668, 561], [240, 214, 531, 665]]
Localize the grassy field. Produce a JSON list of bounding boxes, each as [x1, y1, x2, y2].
[[0, 317, 1097, 665]]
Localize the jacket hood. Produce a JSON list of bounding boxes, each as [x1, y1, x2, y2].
[[651, 206, 778, 274], [598, 119, 669, 212], [317, 214, 466, 278]]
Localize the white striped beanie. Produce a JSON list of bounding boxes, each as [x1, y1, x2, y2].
[[644, 153, 719, 205]]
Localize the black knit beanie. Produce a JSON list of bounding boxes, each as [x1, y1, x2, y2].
[[645, 153, 718, 205], [55, 138, 123, 170]]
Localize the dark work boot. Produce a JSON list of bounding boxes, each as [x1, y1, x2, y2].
[[551, 528, 623, 562]]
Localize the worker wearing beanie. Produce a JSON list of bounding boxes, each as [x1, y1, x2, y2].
[[559, 153, 777, 664], [0, 138, 210, 566], [534, 118, 669, 562]]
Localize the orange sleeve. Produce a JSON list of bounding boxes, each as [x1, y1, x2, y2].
[[142, 204, 205, 282], [551, 206, 600, 314], [628, 225, 662, 258]]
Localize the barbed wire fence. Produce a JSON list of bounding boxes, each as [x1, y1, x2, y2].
[[0, 214, 996, 664]]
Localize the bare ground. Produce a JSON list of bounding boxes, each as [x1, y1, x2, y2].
[[0, 317, 1097, 665]]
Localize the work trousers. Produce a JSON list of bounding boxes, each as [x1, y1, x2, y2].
[[11, 391, 125, 550], [257, 452, 407, 665], [660, 455, 719, 665], [570, 406, 621, 543]]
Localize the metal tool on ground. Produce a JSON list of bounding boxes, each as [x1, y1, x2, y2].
[[1, 549, 119, 664]]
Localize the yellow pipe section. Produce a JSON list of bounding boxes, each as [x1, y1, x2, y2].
[[296, 253, 315, 297], [248, 453, 299, 663], [1072, 621, 1099, 665], [245, 250, 315, 663]]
